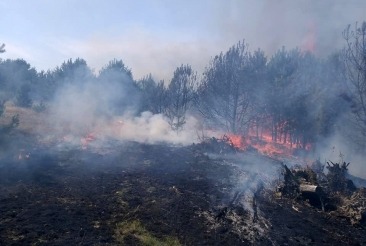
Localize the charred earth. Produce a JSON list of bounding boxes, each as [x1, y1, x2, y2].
[[0, 134, 365, 245]]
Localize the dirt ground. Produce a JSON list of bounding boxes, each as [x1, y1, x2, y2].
[[0, 135, 365, 245]]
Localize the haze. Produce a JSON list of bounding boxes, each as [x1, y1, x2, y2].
[[1, 0, 365, 80]]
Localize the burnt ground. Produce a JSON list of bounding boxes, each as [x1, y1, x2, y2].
[[0, 137, 366, 245]]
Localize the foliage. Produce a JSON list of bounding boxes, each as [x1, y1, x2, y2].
[[0, 26, 364, 146], [34, 70, 57, 101], [266, 48, 306, 146], [15, 84, 32, 107], [99, 59, 133, 81], [0, 44, 19, 137], [165, 64, 197, 130], [98, 59, 141, 114], [196, 41, 338, 149], [114, 220, 181, 246], [53, 58, 94, 84], [197, 41, 256, 133], [0, 59, 38, 101], [35, 58, 96, 101], [138, 74, 167, 114]]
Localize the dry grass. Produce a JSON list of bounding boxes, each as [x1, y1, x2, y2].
[[0, 105, 47, 133], [114, 220, 180, 246]]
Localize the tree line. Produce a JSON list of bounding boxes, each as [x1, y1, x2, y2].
[[0, 22, 365, 150]]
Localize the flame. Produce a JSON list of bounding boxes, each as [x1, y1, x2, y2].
[[225, 129, 311, 158], [226, 134, 245, 149]]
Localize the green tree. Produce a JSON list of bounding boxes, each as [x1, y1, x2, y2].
[[0, 59, 38, 100], [0, 44, 19, 136], [137, 74, 167, 114], [16, 84, 32, 107], [35, 70, 56, 101], [98, 59, 141, 114], [53, 58, 94, 85]]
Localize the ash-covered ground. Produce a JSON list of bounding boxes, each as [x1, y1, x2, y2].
[[0, 134, 365, 245]]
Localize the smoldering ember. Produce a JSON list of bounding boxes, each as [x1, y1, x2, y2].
[[2, 21, 366, 245]]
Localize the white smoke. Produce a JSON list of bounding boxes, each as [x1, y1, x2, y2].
[[45, 79, 199, 147], [315, 132, 366, 179], [102, 112, 199, 145]]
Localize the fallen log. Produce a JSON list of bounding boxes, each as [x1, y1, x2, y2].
[[300, 184, 322, 194]]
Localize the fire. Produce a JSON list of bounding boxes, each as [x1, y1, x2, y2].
[[226, 134, 245, 149], [225, 129, 311, 158]]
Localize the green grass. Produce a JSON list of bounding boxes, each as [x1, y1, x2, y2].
[[115, 220, 181, 246]]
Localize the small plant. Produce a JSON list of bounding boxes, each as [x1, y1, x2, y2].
[[114, 220, 180, 246], [33, 101, 47, 112]]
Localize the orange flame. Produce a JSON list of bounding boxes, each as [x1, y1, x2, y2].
[[225, 129, 311, 158], [226, 134, 245, 149]]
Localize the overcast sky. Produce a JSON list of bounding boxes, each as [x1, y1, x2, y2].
[[1, 0, 365, 81]]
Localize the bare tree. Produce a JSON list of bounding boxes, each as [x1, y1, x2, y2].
[[343, 22, 366, 141]]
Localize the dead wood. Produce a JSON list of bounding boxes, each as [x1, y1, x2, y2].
[[300, 184, 321, 193]]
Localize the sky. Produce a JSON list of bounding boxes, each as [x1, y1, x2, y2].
[[1, 0, 366, 81]]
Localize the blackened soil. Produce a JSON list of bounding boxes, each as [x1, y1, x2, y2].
[[0, 141, 365, 245], [258, 196, 366, 245]]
